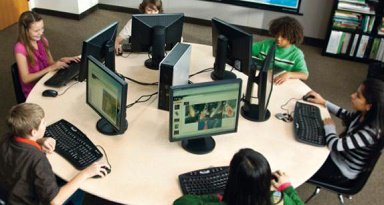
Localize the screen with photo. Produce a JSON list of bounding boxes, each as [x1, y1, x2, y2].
[[169, 79, 242, 154]]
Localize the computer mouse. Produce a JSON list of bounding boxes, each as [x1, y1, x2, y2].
[[42, 89, 58, 97], [302, 94, 315, 101], [92, 166, 111, 179]]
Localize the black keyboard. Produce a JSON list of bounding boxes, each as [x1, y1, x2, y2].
[[44, 62, 80, 87], [45, 119, 103, 170], [179, 166, 229, 195], [293, 102, 325, 146]]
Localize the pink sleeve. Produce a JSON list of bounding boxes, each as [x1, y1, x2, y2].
[[14, 42, 27, 56]]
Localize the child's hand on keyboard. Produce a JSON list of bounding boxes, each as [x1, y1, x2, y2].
[[60, 56, 81, 64], [271, 170, 292, 191], [323, 117, 334, 125], [37, 137, 56, 154]]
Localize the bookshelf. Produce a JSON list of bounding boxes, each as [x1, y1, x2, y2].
[[323, 0, 384, 63]]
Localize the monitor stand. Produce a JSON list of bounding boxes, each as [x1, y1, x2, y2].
[[181, 137, 215, 154], [241, 103, 270, 122], [211, 34, 236, 80], [96, 118, 128, 135], [145, 26, 166, 70]]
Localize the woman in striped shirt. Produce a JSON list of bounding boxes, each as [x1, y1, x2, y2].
[[304, 78, 384, 181]]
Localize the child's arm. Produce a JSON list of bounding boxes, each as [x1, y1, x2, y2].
[[273, 71, 308, 84], [50, 162, 109, 205]]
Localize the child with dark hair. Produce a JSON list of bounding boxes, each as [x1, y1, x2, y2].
[[304, 78, 384, 181], [0, 103, 110, 204], [114, 0, 164, 54], [15, 11, 80, 98], [253, 16, 308, 85], [173, 148, 304, 205]]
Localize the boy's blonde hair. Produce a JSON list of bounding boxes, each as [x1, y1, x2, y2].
[[7, 103, 45, 138]]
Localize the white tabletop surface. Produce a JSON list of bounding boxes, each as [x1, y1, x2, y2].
[[27, 43, 330, 205]]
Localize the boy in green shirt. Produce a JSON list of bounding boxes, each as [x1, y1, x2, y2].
[[252, 16, 308, 85]]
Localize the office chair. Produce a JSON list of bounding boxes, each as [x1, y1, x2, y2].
[[367, 61, 384, 81], [11, 63, 26, 103], [305, 149, 382, 204]]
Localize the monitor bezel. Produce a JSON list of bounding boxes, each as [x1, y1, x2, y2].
[[86, 55, 128, 134], [78, 21, 119, 82], [169, 78, 242, 142]]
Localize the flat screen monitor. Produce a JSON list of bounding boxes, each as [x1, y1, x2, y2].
[[86, 56, 128, 135], [169, 78, 242, 154], [211, 17, 252, 80], [241, 44, 275, 122], [131, 13, 184, 70], [78, 22, 119, 82]]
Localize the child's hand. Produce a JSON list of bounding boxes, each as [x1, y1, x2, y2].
[[52, 60, 69, 71], [60, 56, 81, 64], [304, 90, 326, 106], [271, 170, 291, 190], [273, 72, 291, 85], [82, 162, 111, 179], [37, 137, 56, 153], [323, 117, 334, 125]]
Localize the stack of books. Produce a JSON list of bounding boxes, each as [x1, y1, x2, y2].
[[333, 11, 361, 31], [338, 0, 374, 14]]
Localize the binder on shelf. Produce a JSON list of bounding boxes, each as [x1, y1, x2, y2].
[[355, 35, 369, 58], [326, 31, 343, 54], [349, 34, 360, 56]]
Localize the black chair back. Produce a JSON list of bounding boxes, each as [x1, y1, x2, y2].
[[11, 63, 26, 104]]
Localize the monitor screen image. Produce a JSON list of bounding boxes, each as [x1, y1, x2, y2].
[[78, 21, 119, 82], [86, 56, 128, 135], [211, 17, 253, 80], [169, 78, 242, 154], [131, 13, 184, 70], [241, 44, 275, 122]]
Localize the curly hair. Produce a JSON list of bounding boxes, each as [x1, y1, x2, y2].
[[139, 0, 164, 13], [269, 16, 303, 45]]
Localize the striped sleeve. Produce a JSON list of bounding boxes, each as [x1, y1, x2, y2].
[[324, 124, 378, 151], [325, 101, 358, 124]]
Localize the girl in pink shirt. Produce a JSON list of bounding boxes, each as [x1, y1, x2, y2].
[[14, 11, 80, 98]]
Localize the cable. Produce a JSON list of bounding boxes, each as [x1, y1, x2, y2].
[[121, 75, 158, 86], [126, 91, 158, 109], [189, 68, 213, 78], [96, 145, 111, 169], [280, 97, 300, 116], [57, 81, 79, 96]]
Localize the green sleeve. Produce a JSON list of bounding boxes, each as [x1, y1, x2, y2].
[[173, 194, 222, 205], [291, 50, 308, 74], [282, 186, 305, 205], [252, 41, 263, 57]]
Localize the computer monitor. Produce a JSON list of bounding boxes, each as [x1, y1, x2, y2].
[[131, 13, 184, 70], [241, 44, 276, 122], [169, 78, 242, 154], [86, 56, 128, 135], [78, 21, 119, 82], [211, 17, 253, 80]]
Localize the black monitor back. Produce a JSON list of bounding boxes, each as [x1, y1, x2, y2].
[[212, 18, 252, 75], [78, 22, 118, 82], [131, 13, 184, 52]]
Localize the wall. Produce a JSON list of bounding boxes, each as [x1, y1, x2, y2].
[[99, 0, 333, 40], [29, 0, 97, 14]]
